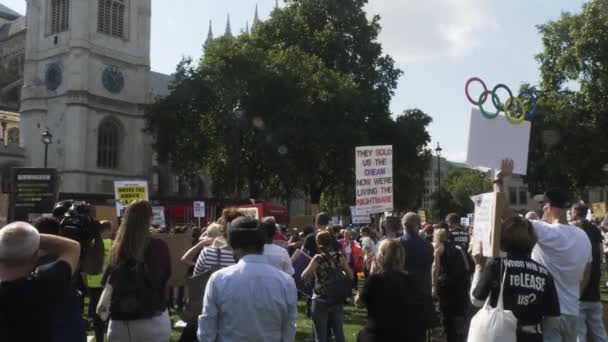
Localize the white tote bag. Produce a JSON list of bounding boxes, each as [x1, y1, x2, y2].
[[96, 280, 113, 322], [467, 267, 517, 342]]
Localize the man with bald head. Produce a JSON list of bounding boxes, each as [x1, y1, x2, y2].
[[0, 222, 81, 342]]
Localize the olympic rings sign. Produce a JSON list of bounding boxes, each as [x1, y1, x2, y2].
[[465, 77, 538, 124]]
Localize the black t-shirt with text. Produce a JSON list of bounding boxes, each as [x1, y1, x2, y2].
[[449, 227, 471, 252], [0, 260, 73, 342], [472, 256, 560, 342], [579, 220, 603, 302]]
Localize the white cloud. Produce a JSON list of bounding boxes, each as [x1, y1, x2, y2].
[[366, 0, 497, 63]]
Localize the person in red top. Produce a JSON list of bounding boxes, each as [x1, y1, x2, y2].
[[339, 230, 362, 293]]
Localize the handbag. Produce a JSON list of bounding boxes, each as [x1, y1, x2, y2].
[[180, 248, 222, 324], [323, 253, 352, 307], [467, 266, 517, 342], [96, 278, 113, 322]]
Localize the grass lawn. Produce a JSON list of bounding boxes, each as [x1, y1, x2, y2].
[[165, 299, 367, 342]]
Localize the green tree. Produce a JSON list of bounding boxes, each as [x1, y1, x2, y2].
[[146, 0, 431, 208], [443, 169, 492, 214], [530, 0, 608, 193]]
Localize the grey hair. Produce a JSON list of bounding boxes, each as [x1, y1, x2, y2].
[[402, 212, 420, 231], [0, 222, 40, 263]]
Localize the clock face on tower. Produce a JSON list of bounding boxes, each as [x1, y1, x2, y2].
[[102, 65, 125, 94], [45, 63, 62, 91]]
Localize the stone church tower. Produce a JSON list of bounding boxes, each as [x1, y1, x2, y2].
[[20, 0, 155, 194]]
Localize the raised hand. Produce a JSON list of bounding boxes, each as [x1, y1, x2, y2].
[[496, 159, 514, 180]]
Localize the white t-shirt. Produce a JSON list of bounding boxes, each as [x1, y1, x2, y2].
[[263, 243, 295, 275], [531, 220, 592, 316]]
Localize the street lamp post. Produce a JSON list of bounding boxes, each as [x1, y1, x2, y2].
[[435, 142, 443, 218], [41, 129, 53, 168]]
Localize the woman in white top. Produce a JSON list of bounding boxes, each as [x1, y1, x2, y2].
[[360, 227, 377, 278]]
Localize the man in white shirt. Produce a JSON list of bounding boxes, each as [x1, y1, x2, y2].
[[261, 217, 295, 275], [495, 160, 592, 342], [198, 216, 298, 342]]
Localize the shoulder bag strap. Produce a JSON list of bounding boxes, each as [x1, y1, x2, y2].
[[496, 263, 509, 310], [215, 248, 222, 267]]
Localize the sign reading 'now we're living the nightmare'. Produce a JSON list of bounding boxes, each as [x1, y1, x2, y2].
[[355, 145, 393, 214]]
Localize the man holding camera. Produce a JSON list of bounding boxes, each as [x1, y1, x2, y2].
[[0, 221, 81, 342]]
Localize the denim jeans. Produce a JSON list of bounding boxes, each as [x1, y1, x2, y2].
[[544, 314, 579, 342], [577, 301, 608, 342], [312, 299, 345, 342]]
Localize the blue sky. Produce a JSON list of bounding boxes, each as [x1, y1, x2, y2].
[[3, 0, 588, 161]]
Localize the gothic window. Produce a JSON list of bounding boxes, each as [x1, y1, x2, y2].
[[97, 0, 126, 38], [97, 119, 120, 169], [6, 128, 19, 145], [50, 0, 70, 34]]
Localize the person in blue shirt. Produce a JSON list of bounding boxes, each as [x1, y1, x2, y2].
[[198, 216, 298, 342]]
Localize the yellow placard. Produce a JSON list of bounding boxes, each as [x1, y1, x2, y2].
[[114, 181, 149, 216]]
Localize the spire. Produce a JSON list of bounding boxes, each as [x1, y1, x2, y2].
[[252, 4, 260, 33], [245, 21, 250, 34], [206, 20, 213, 43], [224, 13, 232, 37], [275, 0, 279, 9]]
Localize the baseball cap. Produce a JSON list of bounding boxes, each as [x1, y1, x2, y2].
[[543, 188, 571, 209], [0, 222, 40, 261]]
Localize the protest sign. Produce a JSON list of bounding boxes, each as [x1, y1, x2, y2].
[[418, 210, 427, 224], [152, 206, 166, 228], [592, 202, 607, 219], [355, 145, 393, 214], [291, 249, 313, 297], [9, 168, 58, 222], [466, 109, 531, 175], [471, 192, 502, 257], [114, 181, 148, 216], [193, 201, 206, 218], [351, 206, 371, 224]]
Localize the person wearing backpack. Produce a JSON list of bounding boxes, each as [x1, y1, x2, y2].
[[432, 224, 470, 342], [103, 200, 172, 342], [302, 230, 354, 342], [470, 216, 560, 342]]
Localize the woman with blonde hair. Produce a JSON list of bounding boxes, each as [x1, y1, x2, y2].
[[356, 239, 430, 341], [104, 200, 172, 342]]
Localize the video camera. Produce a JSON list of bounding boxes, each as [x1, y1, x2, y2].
[[53, 200, 104, 274]]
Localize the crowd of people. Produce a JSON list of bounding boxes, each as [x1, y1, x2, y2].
[[0, 159, 607, 342]]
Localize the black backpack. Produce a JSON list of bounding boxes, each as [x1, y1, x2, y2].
[[438, 243, 469, 290], [321, 253, 352, 307], [109, 260, 163, 320]]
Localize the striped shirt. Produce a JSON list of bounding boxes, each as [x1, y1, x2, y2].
[[194, 247, 235, 275]]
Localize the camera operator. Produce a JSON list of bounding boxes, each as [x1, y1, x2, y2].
[[32, 216, 88, 342], [0, 222, 81, 342]]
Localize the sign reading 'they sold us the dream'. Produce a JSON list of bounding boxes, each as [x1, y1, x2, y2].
[[355, 145, 393, 215]]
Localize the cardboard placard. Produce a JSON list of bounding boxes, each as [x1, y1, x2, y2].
[[114, 181, 149, 217], [465, 109, 531, 175], [153, 233, 192, 287], [355, 145, 394, 214], [471, 192, 503, 257], [592, 202, 607, 219]]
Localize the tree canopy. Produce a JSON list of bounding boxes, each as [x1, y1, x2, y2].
[[528, 0, 608, 194], [146, 0, 433, 209]]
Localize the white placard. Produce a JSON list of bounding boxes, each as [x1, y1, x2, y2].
[[355, 145, 393, 214], [471, 192, 496, 257], [152, 206, 166, 228], [465, 109, 531, 175], [350, 206, 371, 224], [193, 201, 206, 218], [114, 180, 149, 217]]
